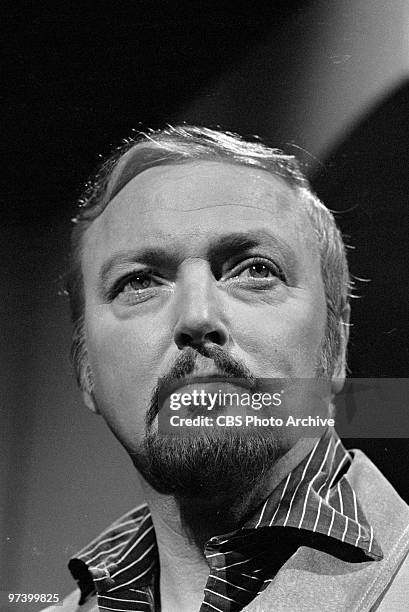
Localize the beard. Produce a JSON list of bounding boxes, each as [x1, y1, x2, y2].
[[134, 429, 283, 499], [129, 345, 286, 500]]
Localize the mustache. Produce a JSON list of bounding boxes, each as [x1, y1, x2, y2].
[[146, 345, 255, 428]]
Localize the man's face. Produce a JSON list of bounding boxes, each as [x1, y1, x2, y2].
[[81, 161, 328, 491]]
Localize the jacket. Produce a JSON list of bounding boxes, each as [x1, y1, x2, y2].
[[43, 450, 409, 612]]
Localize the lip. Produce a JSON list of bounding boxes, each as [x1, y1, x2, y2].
[[159, 372, 255, 402]]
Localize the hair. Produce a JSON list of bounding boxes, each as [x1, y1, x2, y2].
[[66, 125, 351, 392]]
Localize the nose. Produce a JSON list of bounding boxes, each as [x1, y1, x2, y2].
[[173, 260, 229, 350]]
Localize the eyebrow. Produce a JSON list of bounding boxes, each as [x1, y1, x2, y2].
[[206, 231, 297, 273], [98, 230, 298, 292], [98, 248, 177, 295]]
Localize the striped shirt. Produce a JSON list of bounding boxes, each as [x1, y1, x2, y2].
[[68, 429, 382, 611]]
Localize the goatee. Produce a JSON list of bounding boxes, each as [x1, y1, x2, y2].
[[130, 345, 285, 499]]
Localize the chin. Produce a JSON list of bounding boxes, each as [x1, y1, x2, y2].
[[130, 429, 284, 499]]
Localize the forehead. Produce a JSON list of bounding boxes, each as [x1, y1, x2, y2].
[[82, 161, 318, 270]]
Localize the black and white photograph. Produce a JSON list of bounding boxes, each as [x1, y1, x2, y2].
[[2, 2, 409, 611]]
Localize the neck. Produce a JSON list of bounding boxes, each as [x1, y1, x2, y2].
[[138, 474, 271, 611], [139, 479, 207, 611], [136, 436, 318, 610]]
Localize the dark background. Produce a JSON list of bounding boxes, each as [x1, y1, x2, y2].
[[2, 0, 408, 607]]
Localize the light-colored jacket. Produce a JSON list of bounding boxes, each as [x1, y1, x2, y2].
[[44, 450, 409, 611]]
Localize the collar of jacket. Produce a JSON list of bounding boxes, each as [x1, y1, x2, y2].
[[243, 449, 409, 611]]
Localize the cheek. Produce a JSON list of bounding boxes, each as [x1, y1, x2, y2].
[[84, 314, 168, 437], [87, 310, 167, 373], [229, 294, 326, 376]]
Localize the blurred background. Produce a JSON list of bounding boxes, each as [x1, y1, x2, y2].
[[2, 0, 409, 608]]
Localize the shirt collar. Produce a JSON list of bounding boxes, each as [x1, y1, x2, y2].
[[68, 428, 383, 605]]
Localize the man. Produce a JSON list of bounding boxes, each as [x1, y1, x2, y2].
[[47, 126, 409, 611]]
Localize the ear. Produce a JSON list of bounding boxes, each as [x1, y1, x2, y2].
[[331, 302, 351, 395], [82, 388, 100, 414], [81, 364, 100, 414]]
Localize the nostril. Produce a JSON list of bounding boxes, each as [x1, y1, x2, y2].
[[205, 331, 224, 345], [175, 329, 227, 350], [175, 332, 194, 349]]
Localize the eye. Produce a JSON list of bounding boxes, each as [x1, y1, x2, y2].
[[109, 270, 160, 302], [121, 272, 152, 292], [241, 262, 274, 279], [230, 258, 285, 283]]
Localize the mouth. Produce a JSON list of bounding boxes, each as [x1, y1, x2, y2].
[[162, 371, 255, 395], [158, 373, 256, 415]]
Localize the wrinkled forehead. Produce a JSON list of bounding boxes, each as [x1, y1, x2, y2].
[[82, 160, 320, 271]]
